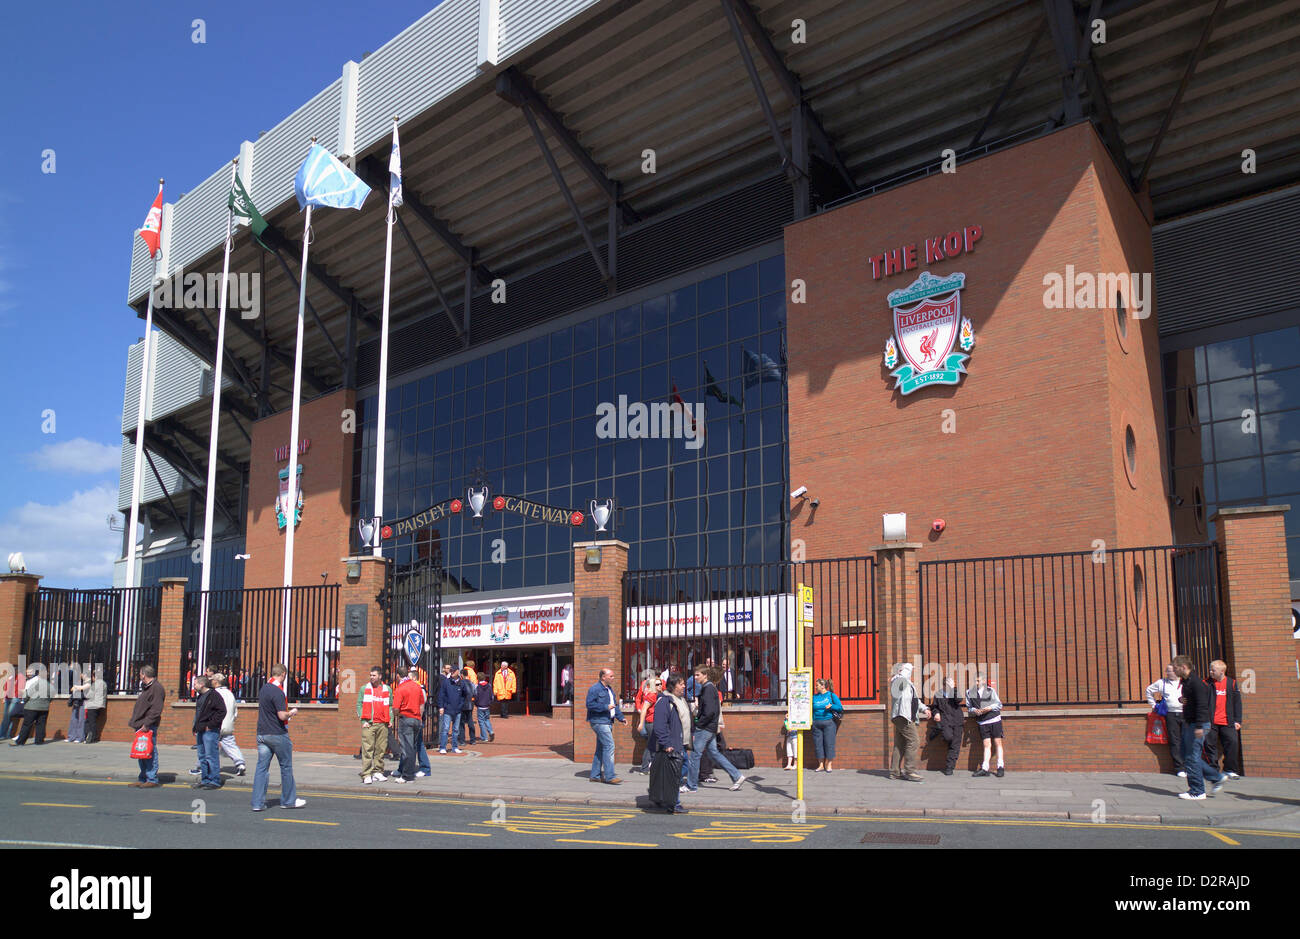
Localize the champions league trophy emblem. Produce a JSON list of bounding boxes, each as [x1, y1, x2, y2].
[[468, 487, 489, 519], [591, 498, 613, 532], [357, 516, 381, 549]]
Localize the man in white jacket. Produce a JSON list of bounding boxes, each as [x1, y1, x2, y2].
[[211, 674, 246, 776], [1145, 663, 1185, 777]]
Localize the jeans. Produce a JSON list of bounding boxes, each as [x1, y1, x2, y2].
[[136, 728, 159, 783], [637, 724, 654, 772], [589, 721, 616, 781], [83, 708, 101, 743], [416, 730, 431, 774], [476, 707, 494, 739], [0, 699, 20, 738], [199, 729, 221, 786], [688, 729, 739, 787], [399, 716, 423, 778], [811, 719, 837, 761], [1183, 721, 1223, 796], [439, 712, 462, 751], [460, 709, 476, 743], [67, 702, 86, 742], [252, 733, 296, 809]]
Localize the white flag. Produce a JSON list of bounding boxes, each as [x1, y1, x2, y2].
[[389, 123, 403, 208]]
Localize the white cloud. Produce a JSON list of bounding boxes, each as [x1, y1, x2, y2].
[[24, 437, 121, 474], [0, 484, 120, 585]]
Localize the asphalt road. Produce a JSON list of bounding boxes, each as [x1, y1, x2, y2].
[[1, 774, 1297, 850]]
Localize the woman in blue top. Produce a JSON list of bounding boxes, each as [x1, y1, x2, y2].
[[811, 678, 845, 772]]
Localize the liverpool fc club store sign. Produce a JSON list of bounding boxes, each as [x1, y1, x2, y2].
[[438, 593, 574, 649]]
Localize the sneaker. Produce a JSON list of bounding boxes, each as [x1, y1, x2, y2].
[[704, 776, 718, 784], [452, 748, 463, 754], [973, 768, 989, 777], [1227, 772, 1240, 779], [362, 775, 374, 784], [670, 805, 688, 814], [283, 798, 307, 809], [1211, 778, 1228, 794], [191, 782, 206, 789], [995, 767, 1005, 778], [942, 769, 954, 776], [489, 733, 495, 742], [202, 783, 221, 790], [679, 785, 690, 793], [235, 765, 246, 777], [904, 773, 924, 783], [605, 778, 623, 785], [415, 771, 427, 778], [438, 749, 447, 755], [729, 775, 747, 791], [189, 767, 202, 776], [251, 805, 266, 812], [1176, 770, 1188, 778], [390, 777, 407, 783], [1178, 792, 1206, 800], [190, 744, 198, 749]]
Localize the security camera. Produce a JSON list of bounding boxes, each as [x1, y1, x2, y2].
[[790, 486, 808, 499], [810, 498, 820, 508]]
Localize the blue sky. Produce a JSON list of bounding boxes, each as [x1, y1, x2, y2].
[[0, 1, 440, 586]]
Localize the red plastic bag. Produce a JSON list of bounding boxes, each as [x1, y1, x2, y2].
[[130, 729, 154, 760], [1145, 712, 1167, 745]]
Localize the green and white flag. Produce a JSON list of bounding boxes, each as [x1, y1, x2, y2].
[[229, 174, 270, 249]]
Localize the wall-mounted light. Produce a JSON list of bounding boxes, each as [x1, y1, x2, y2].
[[883, 513, 907, 542], [346, 559, 361, 579], [585, 545, 603, 567]]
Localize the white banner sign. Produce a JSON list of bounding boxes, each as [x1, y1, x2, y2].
[[436, 593, 573, 649], [625, 593, 794, 639]]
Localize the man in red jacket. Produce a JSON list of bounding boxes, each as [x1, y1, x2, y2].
[[392, 667, 427, 783], [357, 666, 394, 784], [1204, 660, 1244, 779]]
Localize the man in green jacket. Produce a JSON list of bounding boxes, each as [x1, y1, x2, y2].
[[10, 665, 51, 746]]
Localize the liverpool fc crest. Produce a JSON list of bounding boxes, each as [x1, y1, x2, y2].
[[883, 271, 974, 395]]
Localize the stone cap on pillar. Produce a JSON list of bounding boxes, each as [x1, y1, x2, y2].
[[573, 540, 630, 550], [157, 577, 189, 585], [1211, 505, 1290, 521], [869, 542, 924, 552], [340, 555, 393, 563], [0, 573, 42, 584]]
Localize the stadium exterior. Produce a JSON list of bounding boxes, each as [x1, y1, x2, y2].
[[66, 0, 1300, 772]]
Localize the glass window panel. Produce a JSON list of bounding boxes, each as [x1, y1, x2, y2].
[[527, 336, 549, 369], [483, 439, 503, 472], [759, 292, 786, 332], [463, 383, 484, 416], [641, 539, 668, 571], [641, 362, 668, 400], [506, 407, 526, 439], [573, 414, 597, 451], [416, 374, 435, 402], [1261, 410, 1300, 454], [1264, 453, 1300, 495], [615, 436, 639, 475], [453, 364, 466, 392], [548, 454, 571, 489], [572, 382, 599, 420], [1211, 419, 1260, 461], [758, 254, 784, 296], [485, 380, 505, 411], [615, 473, 638, 509], [699, 309, 726, 348], [1208, 377, 1254, 421], [450, 449, 464, 479], [483, 409, 504, 442], [728, 265, 757, 304], [1288, 539, 1300, 582], [669, 320, 696, 358], [706, 530, 728, 565], [526, 397, 547, 428], [762, 443, 784, 485], [642, 467, 667, 503], [466, 358, 485, 387], [504, 465, 525, 493], [616, 304, 640, 339], [527, 368, 547, 401], [616, 338, 640, 375], [699, 275, 725, 312], [549, 388, 572, 421], [547, 553, 571, 586], [597, 311, 615, 345], [669, 286, 696, 322], [1253, 327, 1300, 373], [451, 394, 465, 422], [643, 294, 668, 332], [728, 300, 759, 341], [449, 424, 465, 451], [1257, 367, 1300, 413], [523, 555, 546, 585], [642, 505, 668, 540], [764, 483, 785, 524], [526, 429, 548, 464], [1204, 337, 1252, 382], [673, 497, 698, 533], [524, 521, 547, 556], [400, 382, 416, 408], [506, 343, 526, 375], [669, 462, 697, 498], [466, 419, 484, 446], [618, 508, 639, 543], [730, 492, 745, 528], [572, 448, 596, 483], [597, 443, 614, 479], [1216, 458, 1264, 503], [643, 327, 667, 364], [550, 327, 571, 360], [674, 536, 699, 568], [744, 489, 763, 526], [478, 563, 501, 592], [549, 359, 571, 391], [573, 318, 597, 353], [669, 354, 696, 393], [706, 493, 727, 531]]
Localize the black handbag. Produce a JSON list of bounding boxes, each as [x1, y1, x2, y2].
[[649, 750, 683, 806]]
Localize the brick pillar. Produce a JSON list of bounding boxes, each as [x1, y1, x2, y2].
[[873, 542, 922, 765], [572, 540, 629, 766], [0, 573, 41, 689], [1212, 505, 1299, 778], [155, 577, 188, 699], [337, 555, 390, 752]]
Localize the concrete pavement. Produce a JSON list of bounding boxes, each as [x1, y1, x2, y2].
[[2, 739, 1295, 826]]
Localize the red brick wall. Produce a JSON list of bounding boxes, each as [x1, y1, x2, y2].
[[784, 122, 1171, 562], [245, 389, 356, 591], [572, 541, 628, 767], [89, 697, 347, 754]]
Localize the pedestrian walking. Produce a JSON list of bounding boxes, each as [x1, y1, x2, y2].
[[1204, 660, 1244, 779], [474, 671, 495, 743], [889, 663, 930, 782], [647, 673, 688, 814], [65, 670, 89, 743], [927, 677, 965, 775], [459, 668, 477, 745], [437, 664, 467, 754], [965, 671, 1004, 777], [211, 674, 246, 776], [686, 666, 746, 791], [586, 667, 627, 784], [1145, 664, 1185, 777], [393, 666, 427, 781], [250, 663, 305, 811], [10, 665, 51, 747], [191, 677, 226, 790], [127, 665, 165, 787], [1172, 655, 1228, 801], [631, 675, 661, 775], [357, 667, 394, 784], [811, 677, 844, 773], [493, 661, 517, 719]]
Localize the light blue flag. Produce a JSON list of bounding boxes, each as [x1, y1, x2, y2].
[[389, 124, 403, 208], [294, 143, 371, 211]]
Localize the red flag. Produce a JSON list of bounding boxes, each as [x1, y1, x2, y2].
[[139, 183, 163, 258]]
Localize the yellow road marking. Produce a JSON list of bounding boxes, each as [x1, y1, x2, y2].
[[21, 802, 90, 808], [263, 817, 338, 826], [1206, 830, 1240, 845], [141, 809, 212, 816], [556, 838, 657, 847], [398, 828, 491, 837]]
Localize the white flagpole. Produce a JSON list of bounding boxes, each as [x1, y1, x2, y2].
[[122, 179, 163, 684], [372, 117, 399, 557], [282, 139, 316, 666], [197, 159, 240, 673]]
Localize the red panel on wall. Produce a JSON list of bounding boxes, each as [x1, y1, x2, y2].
[[813, 632, 878, 703]]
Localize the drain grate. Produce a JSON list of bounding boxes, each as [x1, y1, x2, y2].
[[860, 831, 941, 845]]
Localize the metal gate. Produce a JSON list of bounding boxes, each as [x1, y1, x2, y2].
[[382, 552, 443, 746], [21, 587, 161, 695]]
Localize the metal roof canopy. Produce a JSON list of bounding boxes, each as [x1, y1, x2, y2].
[[125, 0, 1300, 523]]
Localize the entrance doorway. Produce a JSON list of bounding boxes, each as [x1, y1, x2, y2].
[[455, 647, 553, 715]]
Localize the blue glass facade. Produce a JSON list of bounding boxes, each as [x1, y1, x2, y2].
[[353, 253, 790, 591]]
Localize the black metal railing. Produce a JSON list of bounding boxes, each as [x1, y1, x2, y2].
[[382, 556, 443, 745], [919, 543, 1224, 708], [179, 585, 341, 703], [20, 587, 161, 695], [622, 556, 876, 704]]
